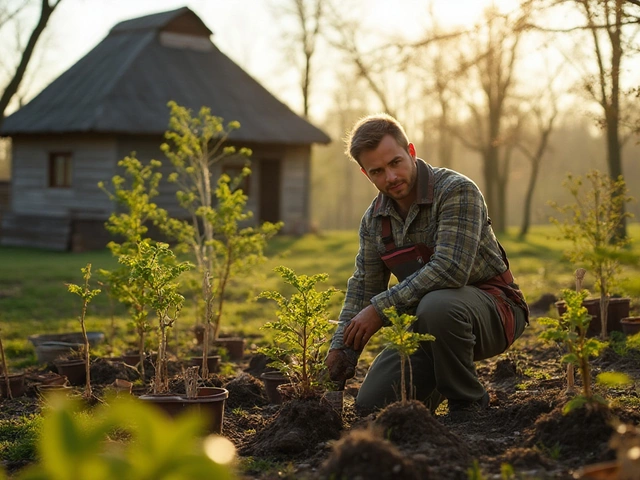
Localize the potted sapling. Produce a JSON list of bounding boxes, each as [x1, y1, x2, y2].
[[379, 306, 435, 404], [539, 288, 608, 413], [258, 266, 341, 402], [99, 155, 166, 377], [63, 263, 101, 399], [550, 170, 635, 339], [123, 241, 192, 395], [158, 101, 281, 373]]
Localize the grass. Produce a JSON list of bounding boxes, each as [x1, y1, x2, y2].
[[0, 223, 639, 369], [0, 414, 41, 466]]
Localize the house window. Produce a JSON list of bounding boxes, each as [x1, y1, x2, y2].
[[49, 153, 72, 188], [222, 165, 250, 195]]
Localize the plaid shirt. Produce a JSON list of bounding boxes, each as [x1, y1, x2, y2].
[[331, 159, 510, 353]]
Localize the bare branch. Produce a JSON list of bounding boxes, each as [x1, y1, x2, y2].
[[0, 0, 63, 129]]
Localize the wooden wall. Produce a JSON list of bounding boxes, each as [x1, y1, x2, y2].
[[2, 134, 313, 250], [10, 135, 116, 218], [117, 137, 312, 234]]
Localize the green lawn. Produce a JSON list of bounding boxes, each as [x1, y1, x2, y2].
[[1, 224, 639, 367]]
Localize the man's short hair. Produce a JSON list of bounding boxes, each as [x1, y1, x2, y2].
[[346, 113, 410, 165]]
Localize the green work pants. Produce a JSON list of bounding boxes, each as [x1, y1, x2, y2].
[[356, 286, 527, 410]]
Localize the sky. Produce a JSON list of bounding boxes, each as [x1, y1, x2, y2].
[[3, 0, 520, 120]]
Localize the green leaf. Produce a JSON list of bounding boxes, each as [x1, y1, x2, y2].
[[596, 371, 632, 387], [563, 396, 588, 415]]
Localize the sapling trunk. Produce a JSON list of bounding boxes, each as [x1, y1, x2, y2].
[[211, 246, 233, 342], [67, 264, 100, 400], [567, 269, 587, 394], [408, 355, 415, 402], [185, 365, 198, 399], [202, 270, 213, 377], [302, 321, 309, 393], [599, 276, 609, 340], [79, 310, 92, 400], [399, 355, 407, 404], [154, 316, 169, 394], [580, 352, 593, 399], [0, 329, 12, 400], [137, 323, 146, 379]]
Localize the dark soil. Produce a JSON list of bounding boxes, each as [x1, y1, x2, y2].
[[374, 401, 470, 479], [240, 397, 343, 458], [224, 373, 268, 409], [3, 323, 640, 479], [319, 428, 424, 480]]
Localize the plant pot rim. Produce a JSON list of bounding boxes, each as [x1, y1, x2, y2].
[[28, 331, 105, 347], [555, 296, 631, 306], [621, 316, 640, 322], [138, 394, 185, 402], [192, 387, 229, 401], [37, 384, 73, 392], [54, 359, 86, 366], [260, 371, 288, 381]]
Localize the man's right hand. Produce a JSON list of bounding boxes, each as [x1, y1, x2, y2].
[[325, 349, 356, 383]]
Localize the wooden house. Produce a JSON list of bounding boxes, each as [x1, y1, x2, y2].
[[0, 7, 330, 250]]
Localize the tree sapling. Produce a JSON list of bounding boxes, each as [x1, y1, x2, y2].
[[99, 155, 166, 377], [550, 170, 635, 339], [121, 241, 192, 394], [66, 263, 101, 399], [159, 102, 281, 376], [539, 288, 607, 413], [379, 306, 435, 404], [259, 266, 341, 398]]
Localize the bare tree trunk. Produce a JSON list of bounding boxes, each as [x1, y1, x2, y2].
[[0, 0, 62, 129], [518, 109, 556, 239]]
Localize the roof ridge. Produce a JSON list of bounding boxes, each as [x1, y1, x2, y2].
[[109, 6, 192, 34]]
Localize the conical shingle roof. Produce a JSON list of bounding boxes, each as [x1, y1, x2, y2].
[[1, 7, 330, 145]]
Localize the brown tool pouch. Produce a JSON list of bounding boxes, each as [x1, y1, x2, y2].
[[381, 244, 434, 282], [380, 216, 433, 282], [379, 215, 528, 347]]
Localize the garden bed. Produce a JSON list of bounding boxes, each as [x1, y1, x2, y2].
[[2, 322, 639, 479]]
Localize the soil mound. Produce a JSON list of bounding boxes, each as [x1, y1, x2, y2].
[[491, 394, 556, 432], [529, 293, 558, 315], [90, 358, 139, 385], [224, 373, 268, 409], [320, 428, 425, 480], [527, 404, 615, 465], [491, 358, 518, 383], [242, 398, 342, 458], [499, 447, 560, 471], [374, 400, 470, 478]]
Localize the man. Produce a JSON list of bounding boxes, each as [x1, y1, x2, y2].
[[325, 114, 529, 415]]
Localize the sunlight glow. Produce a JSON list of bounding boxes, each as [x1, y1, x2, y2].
[[203, 435, 236, 465]]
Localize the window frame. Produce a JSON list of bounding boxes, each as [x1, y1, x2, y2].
[[48, 152, 73, 188]]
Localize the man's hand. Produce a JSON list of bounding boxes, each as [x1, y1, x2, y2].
[[325, 349, 356, 382], [344, 304, 383, 351]]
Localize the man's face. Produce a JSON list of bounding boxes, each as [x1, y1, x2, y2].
[[359, 134, 418, 207]]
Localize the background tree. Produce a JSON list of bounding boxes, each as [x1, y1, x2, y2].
[[530, 0, 640, 237], [452, 6, 529, 233], [516, 67, 562, 238], [0, 0, 63, 130], [271, 0, 326, 118]]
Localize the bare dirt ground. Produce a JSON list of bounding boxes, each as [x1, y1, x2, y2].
[[2, 319, 640, 479]]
